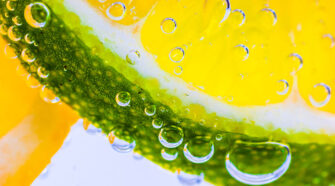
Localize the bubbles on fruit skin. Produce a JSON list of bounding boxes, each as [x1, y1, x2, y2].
[[21, 48, 36, 63], [37, 66, 49, 79], [161, 149, 178, 161], [24, 2, 51, 28], [6, 1, 17, 11], [0, 24, 8, 35], [115, 91, 131, 107], [232, 9, 246, 26], [4, 43, 18, 59], [277, 80, 289, 95], [144, 105, 156, 116], [7, 25, 21, 42], [235, 44, 249, 61], [108, 131, 136, 153], [106, 2, 126, 21], [12, 16, 22, 26], [169, 47, 185, 63], [226, 141, 291, 185], [220, 0, 231, 23], [24, 33, 35, 44], [215, 134, 223, 141], [159, 125, 184, 148], [40, 86, 60, 104], [126, 50, 140, 65], [261, 8, 278, 26], [161, 18, 177, 34], [309, 83, 331, 107], [183, 136, 215, 164], [152, 119, 163, 129], [174, 66, 183, 76], [289, 53, 303, 73], [26, 74, 41, 88], [177, 171, 204, 186]]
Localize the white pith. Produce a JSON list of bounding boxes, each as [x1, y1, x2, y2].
[[64, 0, 335, 135]]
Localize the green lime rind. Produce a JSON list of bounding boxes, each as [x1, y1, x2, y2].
[[0, 1, 335, 185]]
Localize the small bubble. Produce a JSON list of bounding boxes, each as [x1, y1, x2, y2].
[[4, 43, 19, 59], [220, 0, 231, 23], [215, 134, 223, 141], [145, 105, 156, 116], [152, 119, 163, 129], [108, 131, 136, 153], [106, 2, 126, 21], [115, 91, 131, 107], [161, 18, 177, 34], [86, 124, 102, 135], [183, 136, 214, 164], [309, 83, 331, 107], [174, 66, 183, 75], [40, 86, 60, 104], [26, 74, 41, 88], [235, 44, 249, 61], [24, 2, 51, 28], [21, 48, 36, 63], [7, 26, 22, 42], [289, 53, 303, 73], [0, 24, 8, 35], [277, 80, 289, 95], [37, 66, 49, 79], [161, 149, 178, 161], [126, 50, 140, 65], [169, 47, 185, 63], [232, 9, 246, 26], [177, 171, 204, 186], [159, 125, 184, 148], [260, 8, 277, 26], [6, 1, 17, 11], [24, 33, 35, 44]]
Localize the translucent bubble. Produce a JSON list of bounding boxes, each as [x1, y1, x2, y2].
[[215, 134, 223, 141], [152, 119, 164, 129], [309, 83, 331, 107], [174, 66, 183, 76], [177, 171, 204, 186], [261, 8, 277, 26], [6, 1, 17, 11], [4, 43, 19, 59], [21, 48, 36, 63], [235, 44, 249, 61], [226, 141, 291, 185], [37, 66, 49, 79], [145, 105, 156, 116], [169, 47, 185, 63], [109, 131, 136, 153], [115, 91, 131, 107], [26, 74, 41, 88], [161, 18, 177, 34], [24, 33, 35, 44], [126, 50, 140, 65], [323, 34, 335, 48], [232, 9, 246, 26], [289, 53, 303, 73], [7, 26, 21, 42], [276, 80, 289, 95], [220, 0, 231, 23], [12, 16, 23, 26], [159, 125, 184, 148], [40, 86, 60, 104], [86, 124, 103, 135], [106, 2, 126, 21], [183, 136, 214, 164], [161, 149, 178, 161], [24, 2, 51, 28], [0, 24, 8, 35]]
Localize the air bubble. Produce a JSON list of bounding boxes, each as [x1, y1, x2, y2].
[[309, 83, 331, 107], [220, 0, 231, 23], [126, 50, 140, 65], [40, 86, 60, 104], [0, 24, 8, 35], [152, 119, 163, 129], [215, 134, 223, 141], [115, 91, 131, 107], [7, 26, 21, 42], [24, 2, 51, 28], [177, 171, 204, 186], [26, 74, 41, 88], [161, 18, 177, 34], [161, 149, 178, 161], [261, 8, 277, 26], [323, 34, 335, 48], [289, 53, 303, 73], [37, 66, 49, 78], [24, 33, 35, 44], [6, 1, 17, 11], [169, 47, 185, 63], [4, 43, 18, 59], [277, 80, 289, 95], [21, 48, 36, 63], [226, 142, 291, 185], [12, 16, 22, 26], [235, 44, 249, 61], [183, 136, 214, 164], [109, 131, 136, 153], [106, 2, 126, 21], [159, 125, 184, 148], [174, 66, 183, 75], [232, 9, 246, 26], [145, 105, 156, 116]]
